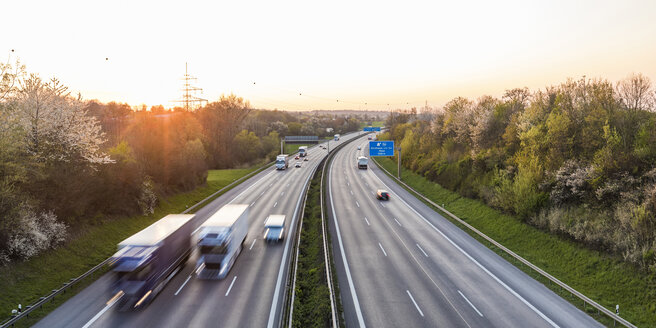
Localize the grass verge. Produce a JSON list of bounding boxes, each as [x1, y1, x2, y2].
[[0, 166, 261, 327], [291, 162, 333, 327], [373, 157, 655, 327]]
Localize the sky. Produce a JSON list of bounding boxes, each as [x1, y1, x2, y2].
[[3, 0, 656, 111]]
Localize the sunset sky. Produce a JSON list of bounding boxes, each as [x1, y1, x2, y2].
[[3, 0, 656, 111]]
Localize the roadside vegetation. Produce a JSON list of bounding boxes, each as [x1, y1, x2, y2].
[[291, 162, 333, 328], [375, 72, 656, 325], [0, 167, 258, 327], [380, 74, 656, 273]]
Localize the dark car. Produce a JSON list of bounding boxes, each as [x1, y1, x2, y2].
[[376, 190, 390, 200]]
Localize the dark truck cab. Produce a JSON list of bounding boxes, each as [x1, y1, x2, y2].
[[110, 214, 195, 310]]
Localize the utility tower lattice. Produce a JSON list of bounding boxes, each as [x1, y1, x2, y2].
[[174, 63, 207, 111]]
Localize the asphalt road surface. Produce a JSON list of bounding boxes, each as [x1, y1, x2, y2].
[[326, 134, 602, 328], [34, 133, 358, 328]]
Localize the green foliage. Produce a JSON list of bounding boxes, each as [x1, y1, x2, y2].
[[382, 74, 656, 273], [292, 164, 332, 328]]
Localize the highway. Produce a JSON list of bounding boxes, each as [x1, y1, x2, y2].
[[326, 134, 603, 328], [34, 134, 357, 328]]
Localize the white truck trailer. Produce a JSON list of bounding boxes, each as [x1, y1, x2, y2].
[[357, 156, 368, 169], [196, 204, 249, 279], [276, 154, 289, 170]]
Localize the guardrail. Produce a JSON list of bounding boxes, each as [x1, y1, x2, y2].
[[284, 135, 357, 328], [372, 157, 637, 328], [1, 160, 275, 328]]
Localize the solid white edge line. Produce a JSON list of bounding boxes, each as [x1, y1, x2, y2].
[[329, 153, 367, 328], [458, 290, 484, 317], [81, 293, 123, 328], [416, 243, 428, 257], [225, 276, 237, 296], [378, 242, 387, 257], [175, 275, 193, 296], [370, 166, 560, 328], [249, 239, 256, 250], [267, 156, 319, 328], [406, 290, 424, 317]]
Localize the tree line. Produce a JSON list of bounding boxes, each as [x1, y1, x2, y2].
[[0, 61, 362, 264], [381, 74, 656, 272]]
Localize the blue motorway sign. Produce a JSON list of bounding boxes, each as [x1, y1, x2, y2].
[[369, 141, 394, 156], [363, 127, 382, 132]]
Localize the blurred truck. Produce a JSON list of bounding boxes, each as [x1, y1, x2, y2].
[[357, 156, 368, 169], [276, 154, 289, 170], [196, 204, 249, 279], [299, 146, 308, 157], [334, 134, 340, 141], [110, 214, 195, 310]]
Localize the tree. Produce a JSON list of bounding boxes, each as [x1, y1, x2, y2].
[[15, 75, 110, 164], [616, 73, 654, 112]]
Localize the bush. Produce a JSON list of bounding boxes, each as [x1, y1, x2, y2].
[[2, 204, 67, 263]]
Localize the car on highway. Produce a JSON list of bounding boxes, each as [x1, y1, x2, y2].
[[295, 155, 300, 159], [376, 189, 390, 200], [303, 157, 309, 161], [295, 162, 302, 168], [357, 146, 361, 150]]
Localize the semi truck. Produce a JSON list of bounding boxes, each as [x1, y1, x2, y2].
[[298, 146, 308, 157], [357, 156, 368, 169], [334, 134, 340, 141], [196, 204, 249, 279], [264, 214, 286, 242], [110, 214, 195, 310], [276, 154, 289, 170]]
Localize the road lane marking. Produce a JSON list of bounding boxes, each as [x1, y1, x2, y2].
[[261, 191, 265, 196], [416, 243, 428, 257], [347, 181, 350, 186], [380, 202, 386, 208], [225, 276, 237, 296], [250, 239, 256, 250], [281, 191, 285, 196], [81, 291, 124, 328], [175, 275, 193, 296], [369, 168, 558, 328], [273, 201, 278, 207], [406, 290, 424, 317], [287, 183, 290, 187], [394, 218, 402, 226], [356, 201, 360, 207], [458, 290, 483, 317], [378, 242, 387, 257], [364, 217, 370, 226], [328, 158, 366, 328], [350, 190, 354, 195], [250, 202, 255, 207]]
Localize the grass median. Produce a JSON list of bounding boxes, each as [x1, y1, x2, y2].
[[291, 162, 333, 328], [0, 166, 262, 327], [373, 156, 655, 327]]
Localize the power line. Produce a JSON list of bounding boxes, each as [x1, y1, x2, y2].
[[172, 63, 207, 111]]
